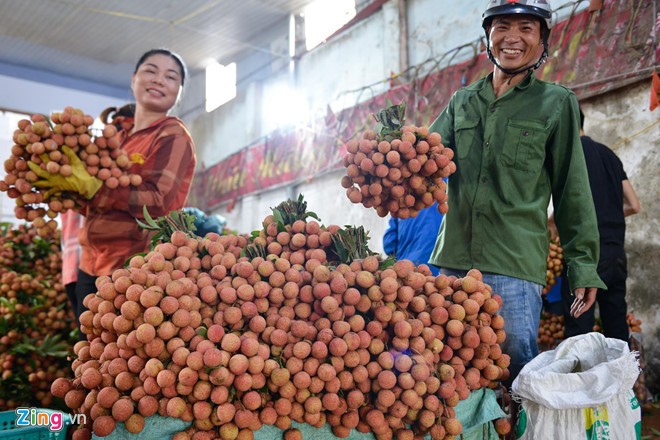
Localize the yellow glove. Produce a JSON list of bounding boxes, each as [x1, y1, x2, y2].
[[28, 146, 103, 200]]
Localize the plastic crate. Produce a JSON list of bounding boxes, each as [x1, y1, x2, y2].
[[0, 409, 69, 440]]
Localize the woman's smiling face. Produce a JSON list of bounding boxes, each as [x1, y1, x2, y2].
[[488, 14, 543, 73], [131, 53, 183, 114]]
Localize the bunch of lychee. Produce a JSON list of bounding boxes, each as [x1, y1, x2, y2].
[[0, 106, 143, 236], [542, 237, 563, 295], [341, 126, 455, 219]]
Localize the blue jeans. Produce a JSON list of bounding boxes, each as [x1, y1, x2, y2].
[[441, 269, 543, 386]]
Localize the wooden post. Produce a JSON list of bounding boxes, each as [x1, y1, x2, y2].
[[398, 0, 409, 80]]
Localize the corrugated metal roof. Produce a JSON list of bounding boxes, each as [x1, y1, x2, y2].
[[0, 0, 316, 95]]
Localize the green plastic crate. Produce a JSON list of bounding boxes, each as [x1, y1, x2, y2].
[[0, 409, 70, 440]]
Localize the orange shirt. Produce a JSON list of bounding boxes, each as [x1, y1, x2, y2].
[[79, 116, 196, 276], [60, 210, 85, 285]]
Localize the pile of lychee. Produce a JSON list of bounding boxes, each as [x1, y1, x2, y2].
[[0, 106, 142, 236], [52, 203, 509, 440], [0, 223, 76, 409], [537, 312, 565, 351]]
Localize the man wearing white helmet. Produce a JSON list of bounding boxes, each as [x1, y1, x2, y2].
[[428, 0, 605, 387]]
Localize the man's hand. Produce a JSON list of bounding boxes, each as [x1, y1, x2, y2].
[[28, 146, 102, 200], [570, 287, 597, 318]]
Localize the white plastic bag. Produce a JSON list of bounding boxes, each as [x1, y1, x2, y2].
[[511, 332, 641, 440]]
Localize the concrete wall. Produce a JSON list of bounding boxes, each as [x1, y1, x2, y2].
[[407, 0, 483, 70], [298, 4, 394, 117]]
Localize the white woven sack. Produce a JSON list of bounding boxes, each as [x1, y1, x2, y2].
[[511, 332, 641, 440]]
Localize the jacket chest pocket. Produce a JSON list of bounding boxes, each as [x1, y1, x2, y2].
[[454, 117, 480, 160], [500, 120, 548, 172]]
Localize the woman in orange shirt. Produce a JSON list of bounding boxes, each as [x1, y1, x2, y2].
[[76, 49, 196, 329]]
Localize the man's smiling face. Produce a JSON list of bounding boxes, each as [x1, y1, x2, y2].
[[488, 14, 543, 73]]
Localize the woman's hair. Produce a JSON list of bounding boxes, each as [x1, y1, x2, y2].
[[134, 48, 187, 86], [99, 103, 136, 125]]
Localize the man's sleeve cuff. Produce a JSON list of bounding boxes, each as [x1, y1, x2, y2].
[[566, 264, 607, 292]]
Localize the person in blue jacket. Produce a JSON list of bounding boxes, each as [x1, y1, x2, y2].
[[383, 202, 444, 275]]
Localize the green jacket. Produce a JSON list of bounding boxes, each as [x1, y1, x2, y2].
[[429, 72, 605, 291]]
